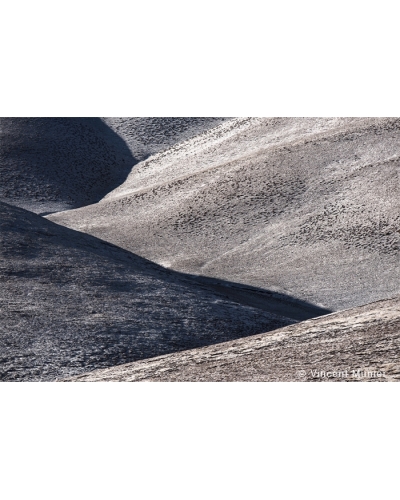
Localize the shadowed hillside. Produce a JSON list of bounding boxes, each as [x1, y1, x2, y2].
[[0, 118, 136, 214], [67, 295, 400, 382], [0, 118, 226, 214], [0, 201, 302, 381]]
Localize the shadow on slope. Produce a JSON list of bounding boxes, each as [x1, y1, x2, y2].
[[185, 275, 331, 321], [0, 118, 137, 214], [0, 202, 329, 381], [102, 118, 230, 162], [69, 295, 400, 382]]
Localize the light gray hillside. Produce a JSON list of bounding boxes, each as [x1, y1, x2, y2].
[[49, 118, 400, 311], [0, 202, 296, 382], [67, 295, 400, 382]]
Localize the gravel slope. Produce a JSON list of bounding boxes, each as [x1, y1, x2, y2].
[[67, 296, 400, 382], [49, 118, 400, 311], [0, 202, 297, 382]]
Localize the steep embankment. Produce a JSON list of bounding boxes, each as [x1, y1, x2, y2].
[[68, 296, 400, 382], [0, 202, 297, 381], [49, 118, 400, 311]]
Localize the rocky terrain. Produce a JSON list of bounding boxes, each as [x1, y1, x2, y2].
[[67, 295, 400, 382], [49, 118, 400, 312], [0, 118, 225, 214], [0, 201, 308, 382]]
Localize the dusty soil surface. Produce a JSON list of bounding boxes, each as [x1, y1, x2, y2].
[[0, 202, 301, 382], [49, 118, 400, 312], [67, 296, 400, 382]]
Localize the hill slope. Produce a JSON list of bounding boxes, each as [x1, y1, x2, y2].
[[67, 296, 400, 382], [0, 118, 133, 214], [49, 117, 400, 311], [0, 201, 299, 381], [102, 117, 228, 162], [0, 118, 226, 214]]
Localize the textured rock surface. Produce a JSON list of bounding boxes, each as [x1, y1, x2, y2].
[[0, 202, 302, 382], [49, 118, 400, 311], [67, 296, 400, 382]]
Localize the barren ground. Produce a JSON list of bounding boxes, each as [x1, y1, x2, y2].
[[1, 117, 399, 382]]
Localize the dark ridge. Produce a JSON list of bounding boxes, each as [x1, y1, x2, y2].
[[1, 201, 327, 382], [186, 275, 331, 321], [0, 118, 137, 213]]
